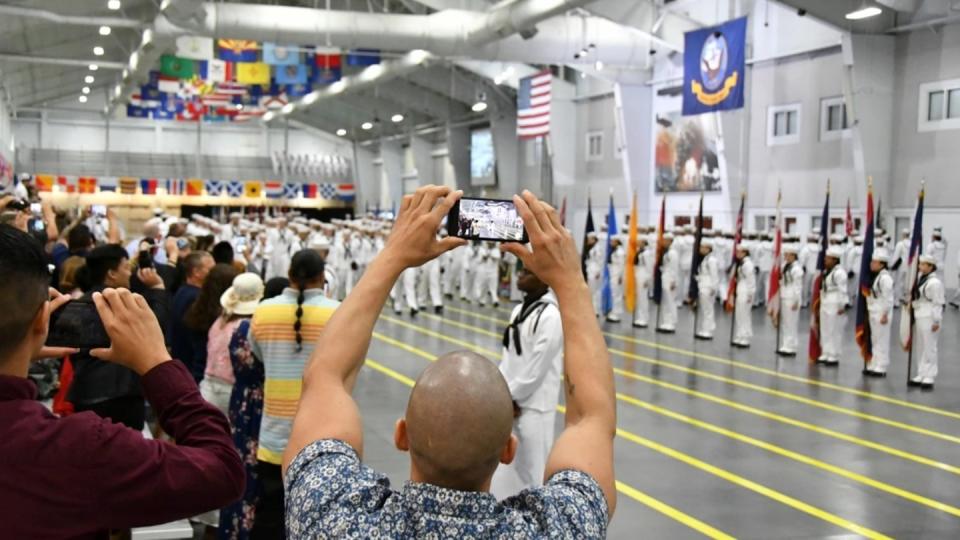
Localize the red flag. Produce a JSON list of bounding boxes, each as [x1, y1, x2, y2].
[[652, 196, 667, 304], [724, 193, 746, 313], [845, 198, 854, 238], [855, 183, 875, 365], [767, 189, 783, 322], [808, 182, 830, 363]]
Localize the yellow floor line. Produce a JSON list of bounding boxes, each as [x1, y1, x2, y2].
[[362, 358, 736, 540], [374, 323, 960, 520], [365, 347, 890, 539], [416, 311, 960, 446], [461, 303, 960, 422]]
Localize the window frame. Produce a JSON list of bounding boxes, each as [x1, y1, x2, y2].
[[766, 103, 802, 146], [918, 78, 960, 132], [819, 96, 851, 142], [585, 130, 604, 162]]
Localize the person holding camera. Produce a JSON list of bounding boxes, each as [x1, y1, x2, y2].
[[0, 224, 243, 539], [68, 244, 171, 430]]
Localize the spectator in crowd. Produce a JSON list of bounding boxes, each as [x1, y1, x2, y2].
[[283, 187, 616, 537], [219, 274, 271, 540], [58, 255, 87, 298], [68, 244, 170, 430], [183, 263, 239, 390], [248, 249, 338, 538], [213, 239, 247, 273], [0, 224, 244, 538], [169, 251, 215, 382]]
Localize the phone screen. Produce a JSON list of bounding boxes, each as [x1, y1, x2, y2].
[[447, 197, 528, 243], [32, 218, 45, 232], [46, 300, 111, 350]]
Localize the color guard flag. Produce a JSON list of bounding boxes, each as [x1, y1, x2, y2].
[[625, 192, 639, 313], [682, 16, 747, 116], [724, 193, 746, 313], [845, 198, 854, 238], [899, 186, 925, 351], [688, 192, 705, 304], [600, 195, 617, 316], [652, 196, 667, 305], [855, 182, 875, 365], [767, 189, 783, 323], [808, 183, 830, 363], [580, 198, 594, 279], [559, 195, 567, 227]]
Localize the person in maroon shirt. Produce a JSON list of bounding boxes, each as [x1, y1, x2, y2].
[[0, 224, 244, 539]]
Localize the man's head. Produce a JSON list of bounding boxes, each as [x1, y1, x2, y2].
[[168, 222, 186, 237], [919, 255, 936, 275], [516, 264, 548, 296], [212, 241, 235, 265], [699, 240, 712, 256], [85, 244, 131, 288], [0, 225, 52, 362], [67, 224, 95, 253], [870, 249, 888, 273], [143, 222, 160, 241], [825, 246, 843, 269], [183, 251, 215, 286], [395, 351, 516, 491], [735, 246, 748, 260]]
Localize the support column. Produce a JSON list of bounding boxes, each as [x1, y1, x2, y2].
[[410, 135, 436, 186]]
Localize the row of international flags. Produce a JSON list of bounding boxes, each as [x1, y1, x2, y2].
[[579, 179, 928, 382], [29, 174, 355, 202], [127, 38, 381, 122]]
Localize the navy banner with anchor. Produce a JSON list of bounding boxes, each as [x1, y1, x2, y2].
[[682, 16, 747, 116]]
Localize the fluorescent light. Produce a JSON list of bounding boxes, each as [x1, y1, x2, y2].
[[79, 95, 88, 103], [263, 111, 276, 122], [336, 128, 347, 136], [85, 75, 95, 84], [99, 26, 111, 36], [361, 122, 373, 130], [328, 80, 346, 94], [113, 84, 122, 98], [108, 0, 121, 10], [595, 60, 604, 71], [302, 91, 320, 105], [391, 113, 404, 123], [408, 49, 430, 64], [89, 64, 99, 71], [472, 101, 488, 113], [82, 87, 91, 95], [281, 103, 295, 114], [845, 6, 882, 20], [362, 64, 384, 80], [93, 46, 105, 56]]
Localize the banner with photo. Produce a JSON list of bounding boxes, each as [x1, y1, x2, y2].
[[653, 103, 724, 194]]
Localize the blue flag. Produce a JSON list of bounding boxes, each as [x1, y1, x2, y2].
[[601, 196, 617, 315], [682, 16, 747, 116]]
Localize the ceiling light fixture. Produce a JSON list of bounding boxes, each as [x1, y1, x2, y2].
[[391, 113, 404, 123], [89, 64, 99, 71], [82, 87, 91, 95], [99, 26, 111, 36], [329, 80, 346, 94], [263, 111, 276, 122], [408, 49, 430, 65], [336, 128, 347, 136], [472, 101, 488, 113], [595, 60, 604, 71], [361, 121, 374, 130], [93, 46, 104, 56], [362, 64, 384, 80], [302, 91, 320, 105], [79, 95, 88, 103], [281, 103, 295, 114], [85, 75, 95, 84], [107, 0, 121, 10], [845, 4, 882, 20]]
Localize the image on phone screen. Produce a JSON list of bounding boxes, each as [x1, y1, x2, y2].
[[448, 198, 527, 243]]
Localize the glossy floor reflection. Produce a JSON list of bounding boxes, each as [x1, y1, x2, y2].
[[352, 297, 959, 539]]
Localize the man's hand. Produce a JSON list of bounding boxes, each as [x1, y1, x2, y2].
[[501, 191, 582, 293], [34, 288, 79, 360], [138, 268, 165, 290], [932, 323, 940, 332], [880, 313, 889, 325], [90, 288, 170, 375], [380, 185, 466, 272]]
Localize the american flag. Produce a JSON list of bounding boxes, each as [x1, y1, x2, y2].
[[517, 70, 552, 140]]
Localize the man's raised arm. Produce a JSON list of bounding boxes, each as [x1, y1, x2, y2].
[[502, 190, 617, 518], [283, 186, 465, 473]]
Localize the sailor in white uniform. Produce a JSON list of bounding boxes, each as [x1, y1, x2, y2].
[[585, 233, 603, 316], [473, 241, 501, 306], [777, 245, 804, 356], [909, 255, 945, 389], [606, 236, 625, 323], [657, 233, 679, 333], [632, 237, 653, 328], [927, 227, 947, 278], [731, 245, 756, 347], [890, 229, 910, 305], [491, 266, 563, 499], [694, 239, 719, 339], [818, 246, 848, 365], [864, 249, 894, 377]]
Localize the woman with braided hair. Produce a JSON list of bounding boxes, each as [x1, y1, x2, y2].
[[247, 249, 340, 538]]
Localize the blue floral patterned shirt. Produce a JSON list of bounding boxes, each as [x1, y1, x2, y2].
[[285, 439, 608, 539]]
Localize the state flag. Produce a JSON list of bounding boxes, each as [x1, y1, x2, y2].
[[346, 49, 380, 66], [176, 36, 214, 60], [276, 64, 307, 85], [200, 59, 233, 83], [160, 55, 195, 79], [244, 181, 263, 198], [237, 62, 271, 85], [217, 39, 258, 63], [263, 43, 299, 66]]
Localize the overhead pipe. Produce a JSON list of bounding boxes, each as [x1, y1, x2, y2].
[[886, 13, 960, 33], [0, 53, 125, 70], [0, 4, 142, 28]]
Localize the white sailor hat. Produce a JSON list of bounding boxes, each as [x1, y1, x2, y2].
[[872, 248, 889, 262], [229, 212, 242, 219], [586, 231, 598, 239], [736, 243, 750, 253], [830, 233, 845, 242], [700, 239, 713, 249], [826, 246, 844, 259], [309, 236, 331, 250], [662, 232, 674, 240], [854, 235, 864, 243], [784, 245, 799, 255], [919, 254, 937, 266]]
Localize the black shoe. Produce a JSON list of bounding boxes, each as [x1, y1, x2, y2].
[[434, 306, 443, 315], [695, 334, 713, 340], [861, 368, 873, 376], [777, 350, 797, 357], [908, 379, 923, 387], [921, 382, 935, 390], [951, 302, 960, 309], [632, 322, 648, 328], [656, 327, 676, 334], [410, 308, 418, 318], [871, 371, 887, 378], [444, 293, 453, 300], [493, 302, 499, 308], [732, 341, 750, 348], [822, 359, 839, 367]]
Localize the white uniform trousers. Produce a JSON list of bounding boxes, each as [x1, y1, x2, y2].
[[868, 312, 891, 373], [894, 270, 908, 305], [474, 269, 499, 306], [914, 317, 939, 381], [633, 284, 650, 326], [427, 260, 443, 308], [696, 290, 716, 337], [394, 268, 419, 312], [755, 271, 769, 307], [460, 267, 474, 300], [779, 301, 800, 353], [490, 409, 556, 499], [733, 295, 753, 344], [802, 273, 814, 307], [658, 282, 678, 330], [587, 265, 603, 316], [607, 271, 624, 320], [819, 303, 845, 361]]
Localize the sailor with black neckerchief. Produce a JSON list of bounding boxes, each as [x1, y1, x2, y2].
[[910, 254, 945, 389]]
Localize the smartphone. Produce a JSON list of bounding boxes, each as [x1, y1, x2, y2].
[[46, 299, 111, 350], [32, 218, 45, 232], [447, 197, 528, 243], [92, 205, 107, 217]]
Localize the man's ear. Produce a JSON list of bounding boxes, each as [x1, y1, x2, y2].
[[394, 418, 409, 452], [30, 300, 51, 347], [499, 433, 518, 465]]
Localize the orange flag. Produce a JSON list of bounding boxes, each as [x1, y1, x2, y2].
[[625, 192, 638, 313]]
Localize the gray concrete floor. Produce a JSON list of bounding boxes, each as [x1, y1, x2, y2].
[[353, 297, 960, 539]]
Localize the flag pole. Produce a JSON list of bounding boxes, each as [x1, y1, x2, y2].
[[691, 190, 703, 341], [905, 181, 923, 384]]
